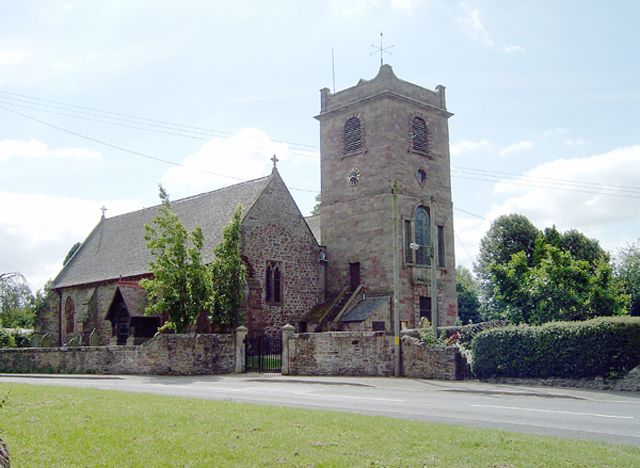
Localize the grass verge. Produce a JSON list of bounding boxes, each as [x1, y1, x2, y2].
[[0, 383, 638, 467]]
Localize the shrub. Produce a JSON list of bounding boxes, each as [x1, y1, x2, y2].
[[439, 320, 508, 349], [0, 329, 15, 348], [471, 317, 640, 379]]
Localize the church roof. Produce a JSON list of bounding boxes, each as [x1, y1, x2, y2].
[[304, 214, 321, 244], [53, 175, 271, 289], [341, 295, 390, 323]]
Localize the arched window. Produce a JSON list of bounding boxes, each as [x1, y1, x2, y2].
[[273, 266, 281, 303], [344, 117, 362, 153], [265, 261, 282, 305], [265, 264, 273, 303], [412, 117, 429, 153], [414, 207, 431, 265], [64, 297, 75, 334]]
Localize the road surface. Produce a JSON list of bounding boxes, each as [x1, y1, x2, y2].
[[2, 373, 639, 446]]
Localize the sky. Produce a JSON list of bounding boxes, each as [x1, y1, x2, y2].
[[1, 0, 639, 291]]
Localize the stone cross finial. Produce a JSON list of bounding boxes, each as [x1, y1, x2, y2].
[[100, 206, 107, 219], [271, 154, 279, 168]]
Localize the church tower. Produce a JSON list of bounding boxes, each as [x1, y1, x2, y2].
[[316, 64, 458, 329]]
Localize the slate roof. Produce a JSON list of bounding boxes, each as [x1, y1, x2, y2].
[[54, 175, 271, 289], [341, 295, 390, 323], [117, 281, 148, 317], [305, 214, 321, 244]]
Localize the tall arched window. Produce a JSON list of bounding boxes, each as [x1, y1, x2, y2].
[[64, 297, 75, 334], [412, 117, 429, 153], [265, 264, 273, 303], [273, 266, 281, 303], [265, 261, 282, 305], [414, 206, 431, 265], [344, 117, 362, 153]]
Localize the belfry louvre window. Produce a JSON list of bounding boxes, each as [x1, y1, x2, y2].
[[344, 117, 363, 153], [265, 261, 282, 304], [412, 117, 429, 153], [437, 225, 445, 268]]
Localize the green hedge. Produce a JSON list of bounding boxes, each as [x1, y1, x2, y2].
[[471, 317, 640, 379]]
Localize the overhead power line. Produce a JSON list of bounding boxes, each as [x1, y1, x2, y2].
[[0, 89, 319, 152], [2, 91, 639, 200], [0, 104, 320, 194]]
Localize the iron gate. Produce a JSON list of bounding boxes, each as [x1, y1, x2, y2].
[[245, 335, 282, 373]]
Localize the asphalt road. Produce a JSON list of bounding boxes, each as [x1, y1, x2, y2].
[[2, 373, 639, 446]]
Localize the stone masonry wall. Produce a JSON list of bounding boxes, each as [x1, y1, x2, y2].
[[241, 170, 324, 336], [0, 334, 235, 375], [401, 335, 458, 380], [284, 331, 460, 379]]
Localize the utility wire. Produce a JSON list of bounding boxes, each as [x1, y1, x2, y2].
[[0, 90, 319, 151], [0, 104, 320, 194], [3, 91, 639, 199]]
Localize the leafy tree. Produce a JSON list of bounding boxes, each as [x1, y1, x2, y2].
[[0, 273, 35, 328], [141, 186, 212, 333], [455, 266, 481, 324], [210, 206, 246, 330], [616, 241, 640, 316], [490, 243, 627, 324], [63, 242, 82, 266], [310, 193, 321, 216], [475, 214, 540, 316]]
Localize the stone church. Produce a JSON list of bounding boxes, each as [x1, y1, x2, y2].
[[38, 64, 458, 346]]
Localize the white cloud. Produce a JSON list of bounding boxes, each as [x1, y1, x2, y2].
[[453, 215, 490, 270], [0, 192, 141, 290], [503, 45, 525, 54], [330, 0, 378, 15], [161, 128, 303, 199], [450, 139, 490, 157], [498, 140, 535, 157], [488, 145, 640, 249], [542, 127, 570, 138], [0, 139, 101, 162], [565, 138, 588, 147], [456, 4, 493, 47]]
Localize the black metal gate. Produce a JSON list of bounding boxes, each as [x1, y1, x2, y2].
[[245, 335, 282, 373]]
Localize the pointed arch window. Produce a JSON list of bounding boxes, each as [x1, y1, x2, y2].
[[265, 261, 282, 305], [414, 206, 431, 265], [344, 117, 363, 154], [64, 297, 75, 334], [411, 117, 429, 154]]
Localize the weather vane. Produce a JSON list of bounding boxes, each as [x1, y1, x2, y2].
[[371, 31, 394, 66]]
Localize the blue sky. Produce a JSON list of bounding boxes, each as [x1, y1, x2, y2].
[[1, 0, 639, 290]]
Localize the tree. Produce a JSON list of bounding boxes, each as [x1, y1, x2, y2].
[[0, 273, 35, 328], [475, 214, 540, 316], [63, 242, 82, 266], [616, 241, 640, 316], [455, 266, 481, 324], [141, 186, 212, 333], [476, 214, 627, 324], [310, 193, 321, 216], [210, 206, 246, 330], [489, 243, 627, 324]]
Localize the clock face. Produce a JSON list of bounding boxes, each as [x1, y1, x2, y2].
[[347, 167, 360, 185]]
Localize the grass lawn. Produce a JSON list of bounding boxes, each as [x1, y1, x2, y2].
[[1, 383, 639, 467]]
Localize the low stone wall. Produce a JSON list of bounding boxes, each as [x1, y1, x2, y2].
[[484, 365, 640, 393], [0, 333, 239, 375], [283, 330, 461, 379], [401, 336, 459, 380]]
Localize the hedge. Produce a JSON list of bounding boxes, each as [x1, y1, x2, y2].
[[471, 317, 640, 379]]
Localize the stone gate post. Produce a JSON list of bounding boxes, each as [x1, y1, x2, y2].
[[235, 326, 247, 373], [281, 324, 295, 375]]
